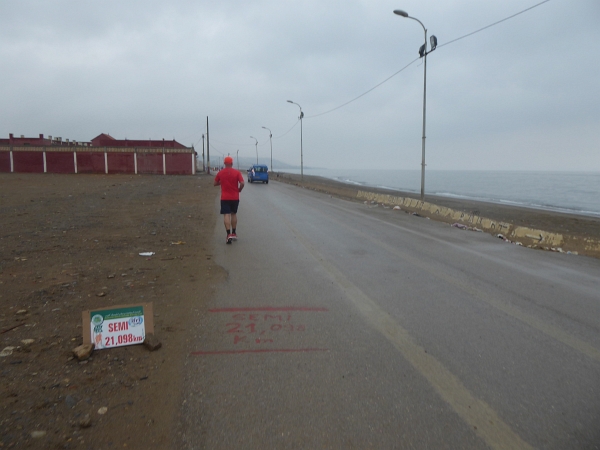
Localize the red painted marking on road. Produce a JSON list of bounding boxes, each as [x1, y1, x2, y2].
[[191, 348, 329, 356], [209, 307, 329, 313]]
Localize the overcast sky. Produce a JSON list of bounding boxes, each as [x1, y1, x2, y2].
[[2, 0, 598, 171]]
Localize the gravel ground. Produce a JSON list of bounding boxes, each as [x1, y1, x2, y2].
[[0, 173, 218, 449]]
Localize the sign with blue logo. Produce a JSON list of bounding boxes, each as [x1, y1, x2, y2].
[[82, 303, 154, 350]]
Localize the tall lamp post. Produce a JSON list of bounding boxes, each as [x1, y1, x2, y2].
[[236, 149, 239, 170], [287, 100, 304, 180], [262, 126, 273, 171], [250, 136, 258, 164], [393, 9, 437, 200]]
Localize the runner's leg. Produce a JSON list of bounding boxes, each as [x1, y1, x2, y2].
[[230, 213, 238, 240]]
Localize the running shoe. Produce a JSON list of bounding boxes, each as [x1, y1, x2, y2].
[[226, 234, 233, 244], [230, 233, 237, 241]]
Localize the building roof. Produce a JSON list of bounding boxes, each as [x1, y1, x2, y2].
[[2, 133, 188, 149], [90, 133, 115, 142], [90, 134, 186, 149]]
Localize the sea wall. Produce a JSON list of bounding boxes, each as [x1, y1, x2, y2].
[[357, 190, 599, 256], [357, 191, 565, 248]]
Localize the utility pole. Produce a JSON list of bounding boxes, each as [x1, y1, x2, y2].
[[287, 101, 303, 180], [206, 117, 210, 175], [262, 126, 273, 171]]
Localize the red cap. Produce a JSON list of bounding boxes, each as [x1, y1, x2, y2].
[[224, 156, 233, 165]]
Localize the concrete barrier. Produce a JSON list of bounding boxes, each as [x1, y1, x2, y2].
[[357, 190, 566, 248]]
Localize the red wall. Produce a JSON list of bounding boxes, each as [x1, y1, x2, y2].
[[77, 152, 105, 173], [47, 152, 75, 174], [0, 149, 193, 175], [0, 152, 10, 172], [137, 153, 163, 174], [107, 153, 135, 174], [14, 152, 44, 173], [166, 153, 192, 175]]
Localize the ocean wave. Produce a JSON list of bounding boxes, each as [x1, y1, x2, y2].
[[438, 194, 600, 218], [374, 184, 418, 193], [334, 177, 366, 186]]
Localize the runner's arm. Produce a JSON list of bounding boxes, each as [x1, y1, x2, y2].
[[238, 173, 244, 192]]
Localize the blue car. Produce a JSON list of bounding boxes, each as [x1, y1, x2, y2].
[[247, 164, 269, 184]]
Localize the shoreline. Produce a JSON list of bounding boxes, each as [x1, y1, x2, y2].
[[272, 172, 600, 259], [344, 183, 600, 219], [329, 178, 600, 220], [280, 169, 600, 219]]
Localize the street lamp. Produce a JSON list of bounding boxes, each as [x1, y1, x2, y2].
[[250, 136, 258, 164], [287, 100, 304, 180], [393, 9, 437, 200], [262, 126, 273, 171], [236, 149, 239, 170]]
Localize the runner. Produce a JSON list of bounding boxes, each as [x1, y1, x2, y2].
[[214, 156, 244, 244]]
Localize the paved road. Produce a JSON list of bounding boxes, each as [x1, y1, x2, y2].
[[177, 179, 600, 449]]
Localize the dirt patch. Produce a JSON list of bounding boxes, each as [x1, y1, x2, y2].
[[272, 172, 600, 258], [0, 173, 219, 449]]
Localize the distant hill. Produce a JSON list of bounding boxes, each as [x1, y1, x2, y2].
[[197, 155, 300, 171]]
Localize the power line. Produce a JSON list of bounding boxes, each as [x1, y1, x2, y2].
[[273, 119, 300, 139], [305, 58, 420, 119], [303, 0, 552, 119], [439, 0, 551, 48]]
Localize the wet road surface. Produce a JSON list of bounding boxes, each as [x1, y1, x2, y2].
[[177, 180, 600, 449]]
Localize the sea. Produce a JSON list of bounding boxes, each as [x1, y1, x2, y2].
[[279, 169, 600, 218]]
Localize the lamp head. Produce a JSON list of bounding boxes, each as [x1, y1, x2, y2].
[[287, 100, 293, 103], [430, 35, 437, 51], [393, 9, 408, 17]]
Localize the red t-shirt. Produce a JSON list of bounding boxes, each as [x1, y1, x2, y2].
[[215, 168, 244, 200]]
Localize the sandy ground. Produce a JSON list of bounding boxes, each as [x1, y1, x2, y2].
[[0, 173, 218, 449], [1, 170, 598, 449]]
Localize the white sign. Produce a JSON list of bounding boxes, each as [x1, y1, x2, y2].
[[90, 305, 146, 349]]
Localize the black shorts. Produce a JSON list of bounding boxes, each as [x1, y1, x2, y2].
[[220, 200, 239, 215]]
